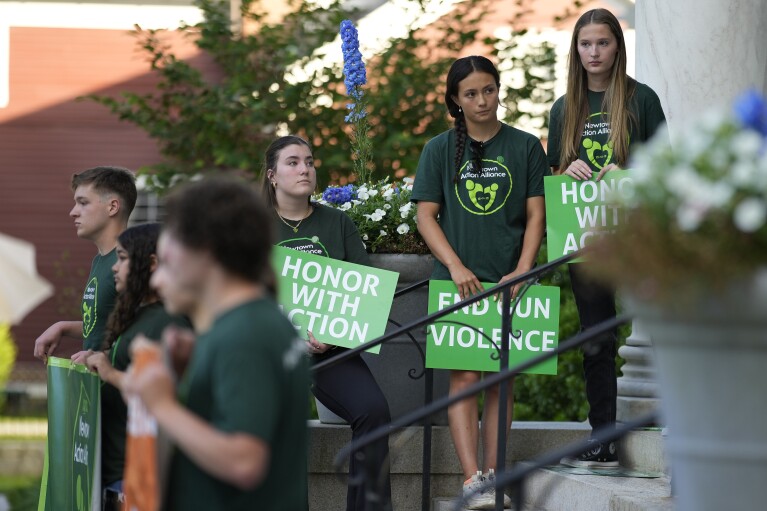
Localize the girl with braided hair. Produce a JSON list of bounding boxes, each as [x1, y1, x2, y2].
[[411, 55, 548, 508]]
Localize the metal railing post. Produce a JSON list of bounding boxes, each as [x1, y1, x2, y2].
[[422, 367, 434, 511], [494, 287, 511, 510]]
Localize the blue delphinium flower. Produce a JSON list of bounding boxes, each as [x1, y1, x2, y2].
[[339, 19, 373, 183], [734, 89, 767, 137], [322, 184, 357, 205], [340, 20, 367, 96]]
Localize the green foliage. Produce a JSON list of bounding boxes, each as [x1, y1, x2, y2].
[[0, 475, 41, 511], [85, 0, 557, 190], [0, 324, 17, 411]]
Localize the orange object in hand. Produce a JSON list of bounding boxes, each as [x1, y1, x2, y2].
[[122, 348, 161, 511]]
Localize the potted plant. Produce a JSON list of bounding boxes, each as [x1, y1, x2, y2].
[[312, 20, 443, 424], [592, 90, 767, 511]]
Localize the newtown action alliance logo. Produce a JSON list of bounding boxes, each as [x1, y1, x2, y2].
[[454, 156, 512, 215], [580, 111, 624, 170], [277, 236, 329, 257]]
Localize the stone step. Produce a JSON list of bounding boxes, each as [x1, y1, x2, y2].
[[522, 466, 673, 511], [619, 428, 668, 475], [432, 497, 515, 511]]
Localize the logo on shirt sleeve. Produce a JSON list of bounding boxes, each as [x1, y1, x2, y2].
[[82, 277, 98, 338]]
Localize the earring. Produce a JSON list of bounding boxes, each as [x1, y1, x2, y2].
[[272, 181, 277, 188], [458, 107, 462, 113]]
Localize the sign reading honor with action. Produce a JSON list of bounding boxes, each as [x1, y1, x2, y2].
[[38, 357, 101, 511], [425, 281, 560, 374], [273, 245, 399, 354], [544, 170, 633, 262]]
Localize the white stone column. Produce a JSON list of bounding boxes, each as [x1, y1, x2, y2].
[[635, 0, 767, 133], [618, 0, 767, 423]]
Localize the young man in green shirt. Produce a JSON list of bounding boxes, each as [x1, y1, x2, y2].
[[124, 177, 310, 510], [34, 166, 137, 358]]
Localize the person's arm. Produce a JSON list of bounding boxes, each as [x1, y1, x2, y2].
[[416, 201, 482, 299], [123, 341, 269, 489], [34, 320, 84, 361], [84, 351, 125, 390], [497, 196, 546, 297]]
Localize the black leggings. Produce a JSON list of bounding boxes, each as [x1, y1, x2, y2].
[[569, 264, 618, 435], [312, 351, 392, 511]]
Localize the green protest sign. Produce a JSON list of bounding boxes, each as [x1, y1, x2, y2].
[[544, 170, 633, 262], [38, 357, 101, 511], [272, 245, 399, 354], [425, 281, 560, 374]]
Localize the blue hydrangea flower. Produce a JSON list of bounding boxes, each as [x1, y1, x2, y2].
[[734, 89, 767, 137], [322, 184, 357, 205]]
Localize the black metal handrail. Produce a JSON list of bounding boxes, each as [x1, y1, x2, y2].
[[332, 314, 630, 464], [460, 411, 659, 511], [308, 248, 641, 511], [311, 250, 579, 375]]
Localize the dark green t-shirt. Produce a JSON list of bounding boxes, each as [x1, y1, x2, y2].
[[411, 123, 550, 282], [101, 302, 189, 486], [165, 299, 310, 511], [547, 80, 666, 170], [274, 204, 369, 265], [81, 248, 118, 350]]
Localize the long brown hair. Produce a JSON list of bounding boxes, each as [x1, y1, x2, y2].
[[559, 8, 636, 170], [103, 223, 161, 349]]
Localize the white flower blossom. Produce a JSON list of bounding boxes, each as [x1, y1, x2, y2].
[[352, 200, 362, 206], [357, 186, 370, 201], [382, 188, 395, 200], [362, 234, 368, 241], [733, 198, 767, 233], [676, 203, 706, 232], [364, 208, 386, 222], [368, 189, 379, 197], [339, 202, 352, 211], [379, 230, 387, 237], [397, 223, 410, 234], [383, 204, 391, 210]]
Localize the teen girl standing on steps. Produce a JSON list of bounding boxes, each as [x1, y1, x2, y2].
[[546, 8, 666, 468], [412, 55, 548, 509]]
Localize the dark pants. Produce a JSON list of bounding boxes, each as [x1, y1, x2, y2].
[[569, 264, 618, 435], [313, 351, 392, 511]]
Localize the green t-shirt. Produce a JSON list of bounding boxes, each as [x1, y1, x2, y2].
[[547, 80, 666, 170], [81, 248, 118, 350], [101, 302, 189, 486], [411, 123, 550, 282], [165, 299, 310, 511], [274, 204, 369, 265]]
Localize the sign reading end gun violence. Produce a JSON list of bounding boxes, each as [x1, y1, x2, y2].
[[272, 245, 399, 354], [544, 170, 633, 262], [425, 281, 560, 374]]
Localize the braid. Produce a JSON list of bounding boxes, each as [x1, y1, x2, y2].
[[453, 114, 468, 184]]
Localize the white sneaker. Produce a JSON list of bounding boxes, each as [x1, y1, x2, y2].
[[462, 471, 496, 510], [485, 469, 512, 508]]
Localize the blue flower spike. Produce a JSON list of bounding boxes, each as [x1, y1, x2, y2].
[[734, 89, 767, 137]]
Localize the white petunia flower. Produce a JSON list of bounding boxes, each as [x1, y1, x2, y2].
[[676, 203, 706, 232], [379, 230, 387, 237], [357, 190, 370, 201], [383, 204, 391, 210], [382, 188, 395, 200], [362, 234, 369, 241], [733, 198, 767, 233], [396, 223, 410, 234], [368, 189, 379, 197], [339, 202, 352, 211]]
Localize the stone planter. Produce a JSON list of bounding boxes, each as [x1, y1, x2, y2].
[[627, 270, 767, 511], [316, 253, 450, 425]]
